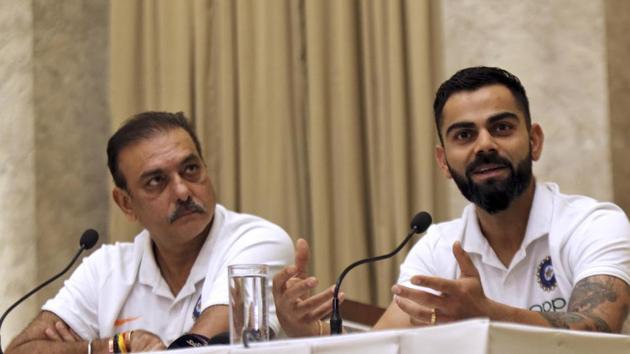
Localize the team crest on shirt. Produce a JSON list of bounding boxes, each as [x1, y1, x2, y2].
[[536, 256, 557, 292], [193, 295, 202, 320]]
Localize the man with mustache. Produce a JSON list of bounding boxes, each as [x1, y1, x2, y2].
[[273, 66, 630, 336], [6, 112, 293, 353]]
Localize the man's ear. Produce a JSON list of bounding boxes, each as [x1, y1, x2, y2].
[[530, 123, 544, 161], [113, 188, 137, 221], [435, 145, 452, 179]]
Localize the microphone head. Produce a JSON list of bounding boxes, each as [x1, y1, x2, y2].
[[410, 212, 432, 234], [80, 229, 99, 250]]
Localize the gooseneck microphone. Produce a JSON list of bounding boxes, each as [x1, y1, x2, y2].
[[0, 229, 99, 354], [329, 212, 432, 335]]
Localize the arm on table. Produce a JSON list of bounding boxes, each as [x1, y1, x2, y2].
[[6, 311, 101, 354], [6, 311, 165, 354], [538, 275, 629, 332], [189, 304, 229, 339]]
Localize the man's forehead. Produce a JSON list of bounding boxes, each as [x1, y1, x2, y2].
[[118, 128, 201, 175], [442, 84, 523, 128]]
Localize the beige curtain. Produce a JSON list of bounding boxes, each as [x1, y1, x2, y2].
[[110, 0, 440, 307]]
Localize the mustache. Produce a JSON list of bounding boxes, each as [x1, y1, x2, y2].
[[465, 152, 513, 176], [168, 198, 206, 224]]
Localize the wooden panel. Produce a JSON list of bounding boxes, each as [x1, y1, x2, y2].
[[339, 299, 385, 326]]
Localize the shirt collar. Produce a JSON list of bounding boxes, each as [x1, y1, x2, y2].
[[461, 204, 489, 258], [183, 206, 224, 294], [520, 182, 553, 248], [460, 182, 552, 264], [137, 231, 163, 290], [137, 204, 222, 299]]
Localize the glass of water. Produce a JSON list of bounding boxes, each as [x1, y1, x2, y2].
[[228, 264, 269, 345]]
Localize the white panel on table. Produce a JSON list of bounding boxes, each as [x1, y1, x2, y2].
[[489, 321, 630, 354], [311, 330, 399, 354], [400, 318, 490, 354]]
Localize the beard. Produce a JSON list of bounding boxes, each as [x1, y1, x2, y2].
[[448, 150, 533, 214]]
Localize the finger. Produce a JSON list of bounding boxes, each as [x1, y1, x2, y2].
[[44, 327, 62, 341], [394, 296, 433, 323], [68, 327, 81, 341], [409, 315, 429, 327], [392, 284, 447, 309], [307, 291, 344, 320], [286, 277, 301, 289], [295, 286, 334, 316], [408, 307, 454, 326], [273, 265, 298, 295], [284, 277, 319, 302], [409, 275, 454, 296], [294, 239, 310, 276], [452, 241, 479, 278], [55, 321, 78, 342]]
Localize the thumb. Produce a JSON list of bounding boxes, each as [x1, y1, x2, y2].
[[294, 238, 310, 277], [453, 241, 479, 278]]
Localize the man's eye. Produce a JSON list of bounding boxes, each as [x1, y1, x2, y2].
[[454, 130, 474, 141], [184, 164, 200, 175], [147, 175, 165, 187], [493, 123, 513, 134]]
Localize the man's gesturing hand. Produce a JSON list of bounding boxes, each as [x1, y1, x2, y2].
[[393, 241, 495, 325], [272, 239, 340, 337]]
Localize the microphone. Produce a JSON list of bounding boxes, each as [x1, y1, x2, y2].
[[0, 229, 99, 354], [329, 212, 432, 335]]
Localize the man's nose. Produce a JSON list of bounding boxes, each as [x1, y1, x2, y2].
[[474, 129, 498, 155], [172, 174, 192, 201]]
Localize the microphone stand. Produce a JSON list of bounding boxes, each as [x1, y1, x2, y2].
[[330, 214, 430, 335], [0, 233, 96, 354]]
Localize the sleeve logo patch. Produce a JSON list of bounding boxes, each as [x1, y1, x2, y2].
[[193, 295, 202, 320]]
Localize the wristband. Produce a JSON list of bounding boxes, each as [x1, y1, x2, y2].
[[124, 331, 133, 352], [117, 332, 128, 353], [167, 333, 211, 349], [110, 333, 124, 353]]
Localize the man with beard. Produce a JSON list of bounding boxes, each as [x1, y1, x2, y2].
[[6, 112, 293, 353], [272, 66, 630, 336]]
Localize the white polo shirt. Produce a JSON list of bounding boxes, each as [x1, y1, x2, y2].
[[43, 204, 293, 344], [399, 182, 630, 331]]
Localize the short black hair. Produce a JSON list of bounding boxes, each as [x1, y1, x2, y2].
[[433, 66, 531, 143], [107, 111, 203, 190]]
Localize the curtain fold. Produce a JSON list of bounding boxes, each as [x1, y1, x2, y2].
[[109, 0, 439, 307]]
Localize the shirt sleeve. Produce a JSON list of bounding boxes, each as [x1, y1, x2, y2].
[[41, 249, 104, 340], [398, 225, 443, 285], [565, 207, 630, 286]]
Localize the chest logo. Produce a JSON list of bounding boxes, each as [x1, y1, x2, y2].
[[536, 256, 557, 292], [193, 295, 202, 321], [114, 316, 140, 327]]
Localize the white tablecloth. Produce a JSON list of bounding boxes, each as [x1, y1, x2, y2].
[[159, 319, 630, 354]]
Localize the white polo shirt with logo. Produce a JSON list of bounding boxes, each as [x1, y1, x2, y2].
[[43, 204, 293, 344], [398, 182, 630, 332]]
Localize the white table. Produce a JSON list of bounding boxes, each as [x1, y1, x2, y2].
[[158, 319, 630, 354]]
